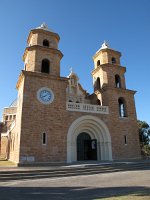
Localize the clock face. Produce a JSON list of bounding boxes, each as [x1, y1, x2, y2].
[[37, 87, 54, 104]]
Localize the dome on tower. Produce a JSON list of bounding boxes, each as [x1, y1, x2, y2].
[[96, 41, 109, 54], [36, 23, 54, 32], [100, 41, 109, 50]]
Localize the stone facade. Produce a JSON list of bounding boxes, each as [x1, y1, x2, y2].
[[0, 24, 141, 165], [0, 122, 3, 157]]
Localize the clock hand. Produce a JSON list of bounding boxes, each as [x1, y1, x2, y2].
[[42, 94, 48, 98]]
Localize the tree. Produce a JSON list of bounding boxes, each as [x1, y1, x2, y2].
[[137, 120, 150, 158], [137, 120, 150, 145]]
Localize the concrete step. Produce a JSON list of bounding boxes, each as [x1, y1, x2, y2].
[[0, 161, 150, 182]]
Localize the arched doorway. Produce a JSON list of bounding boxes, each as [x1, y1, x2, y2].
[[77, 132, 97, 161], [67, 115, 112, 163]]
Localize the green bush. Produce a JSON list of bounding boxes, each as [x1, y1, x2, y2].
[[141, 145, 150, 158]]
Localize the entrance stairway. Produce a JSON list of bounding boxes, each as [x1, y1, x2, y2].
[[0, 161, 150, 182]]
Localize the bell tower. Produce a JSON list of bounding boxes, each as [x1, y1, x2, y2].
[[23, 23, 63, 76], [92, 41, 137, 119], [14, 23, 68, 164], [92, 41, 126, 91]]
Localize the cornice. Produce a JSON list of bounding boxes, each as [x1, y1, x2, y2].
[[102, 86, 136, 94], [27, 29, 60, 45], [93, 48, 121, 60], [16, 71, 24, 90], [91, 64, 126, 75], [21, 70, 69, 82], [23, 45, 63, 61]]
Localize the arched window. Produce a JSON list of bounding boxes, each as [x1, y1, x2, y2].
[[97, 99, 101, 105], [94, 77, 101, 91], [43, 39, 49, 47], [97, 77, 101, 90], [112, 57, 116, 64], [97, 60, 100, 67], [9, 115, 12, 120], [41, 59, 50, 73], [118, 97, 127, 117], [115, 74, 121, 88]]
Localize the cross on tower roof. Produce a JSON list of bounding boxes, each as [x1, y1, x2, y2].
[[101, 41, 109, 49], [36, 23, 54, 32]]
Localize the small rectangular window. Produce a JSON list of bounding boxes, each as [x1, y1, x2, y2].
[[42, 133, 47, 145], [124, 135, 127, 145]]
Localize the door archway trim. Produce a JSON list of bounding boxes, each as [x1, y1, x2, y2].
[[67, 115, 112, 163]]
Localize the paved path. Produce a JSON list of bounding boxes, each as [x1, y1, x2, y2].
[[0, 162, 150, 199]]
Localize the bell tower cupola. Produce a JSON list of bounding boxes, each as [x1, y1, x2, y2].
[[92, 41, 126, 91], [23, 23, 63, 76], [93, 41, 121, 67]]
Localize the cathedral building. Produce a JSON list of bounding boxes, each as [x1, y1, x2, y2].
[[0, 24, 141, 165]]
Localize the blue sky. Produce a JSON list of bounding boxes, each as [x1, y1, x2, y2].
[[0, 0, 150, 124]]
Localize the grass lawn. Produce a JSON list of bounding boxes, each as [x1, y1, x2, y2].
[[95, 190, 150, 200]]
